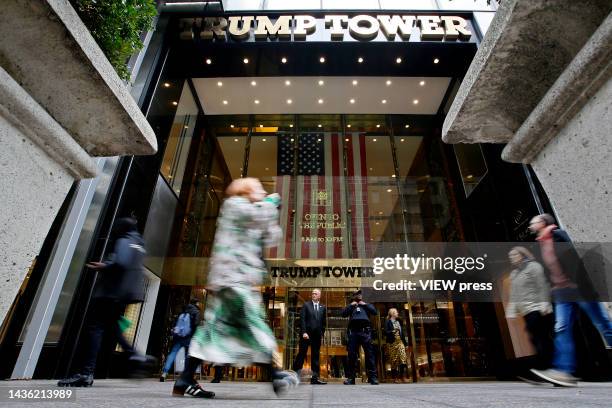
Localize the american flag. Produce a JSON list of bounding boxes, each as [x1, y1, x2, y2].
[[269, 132, 370, 259]]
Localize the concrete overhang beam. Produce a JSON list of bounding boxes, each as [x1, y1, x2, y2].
[[442, 0, 611, 153], [0, 0, 158, 157]]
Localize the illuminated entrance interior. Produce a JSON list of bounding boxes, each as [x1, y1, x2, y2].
[[152, 91, 496, 381]]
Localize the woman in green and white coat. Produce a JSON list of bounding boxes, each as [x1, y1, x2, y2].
[[172, 178, 298, 399]]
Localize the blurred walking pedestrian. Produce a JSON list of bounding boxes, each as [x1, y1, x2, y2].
[[528, 214, 612, 387], [172, 178, 298, 399], [160, 298, 201, 382], [505, 246, 553, 381], [58, 217, 155, 387]]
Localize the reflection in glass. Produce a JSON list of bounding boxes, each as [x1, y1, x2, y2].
[[453, 144, 488, 198], [42, 158, 119, 343], [160, 82, 198, 196], [322, 0, 380, 10], [265, 0, 321, 10], [294, 115, 347, 259], [379, 0, 437, 10], [344, 115, 403, 257], [222, 0, 264, 11], [437, 0, 497, 11]]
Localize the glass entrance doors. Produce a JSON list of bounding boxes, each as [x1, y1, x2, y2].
[[155, 113, 495, 382]]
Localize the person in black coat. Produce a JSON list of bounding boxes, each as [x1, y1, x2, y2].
[[58, 217, 153, 387], [292, 289, 327, 384], [342, 289, 378, 385]]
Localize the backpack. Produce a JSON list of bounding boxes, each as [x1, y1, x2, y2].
[[172, 312, 192, 337]]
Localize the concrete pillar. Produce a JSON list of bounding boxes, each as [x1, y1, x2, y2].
[[442, 0, 612, 242], [0, 0, 157, 328]]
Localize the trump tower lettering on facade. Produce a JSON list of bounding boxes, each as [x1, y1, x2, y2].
[[179, 14, 473, 43]]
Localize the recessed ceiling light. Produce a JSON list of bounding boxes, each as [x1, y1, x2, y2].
[[400, 138, 405, 142], [373, 138, 377, 142], [349, 98, 355, 104], [376, 222, 380, 225], [163, 82, 171, 88], [318, 80, 324, 86], [265, 167, 269, 171], [405, 124, 410, 128], [234, 138, 238, 142], [369, 167, 373, 171], [386, 80, 392, 86], [172, 101, 178, 106], [317, 124, 322, 128], [281, 57, 287, 63], [287, 99, 292, 104], [381, 99, 387, 104], [318, 99, 324, 104], [419, 80, 426, 86], [352, 80, 358, 86], [285, 80, 291, 86], [217, 81, 223, 87], [317, 138, 322, 142], [413, 99, 419, 105], [222, 100, 228, 105], [254, 99, 260, 104], [290, 138, 294, 141], [396, 57, 402, 64], [259, 124, 263, 127], [346, 125, 351, 128], [289, 124, 294, 128], [358, 57, 364, 63], [205, 58, 212, 65], [376, 124, 381, 128], [379, 211, 383, 215], [230, 124, 235, 128], [251, 80, 257, 86], [319, 57, 325, 63], [434, 58, 440, 64], [243, 58, 249, 64], [262, 138, 266, 141], [345, 138, 349, 141]]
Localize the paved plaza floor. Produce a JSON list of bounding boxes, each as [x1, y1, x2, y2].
[[1, 379, 612, 407]]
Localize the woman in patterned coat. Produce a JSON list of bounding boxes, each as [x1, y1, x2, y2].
[[385, 308, 408, 383], [172, 178, 298, 398]]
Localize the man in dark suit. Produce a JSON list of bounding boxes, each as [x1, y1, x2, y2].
[[292, 289, 327, 384]]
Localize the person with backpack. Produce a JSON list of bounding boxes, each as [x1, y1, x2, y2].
[[160, 298, 201, 382]]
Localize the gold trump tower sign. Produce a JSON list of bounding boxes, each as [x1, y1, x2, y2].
[[180, 14, 473, 42]]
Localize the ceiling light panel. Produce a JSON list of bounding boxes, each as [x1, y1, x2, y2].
[[194, 77, 451, 115]]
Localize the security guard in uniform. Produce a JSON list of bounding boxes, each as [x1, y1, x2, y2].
[[342, 289, 379, 385]]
